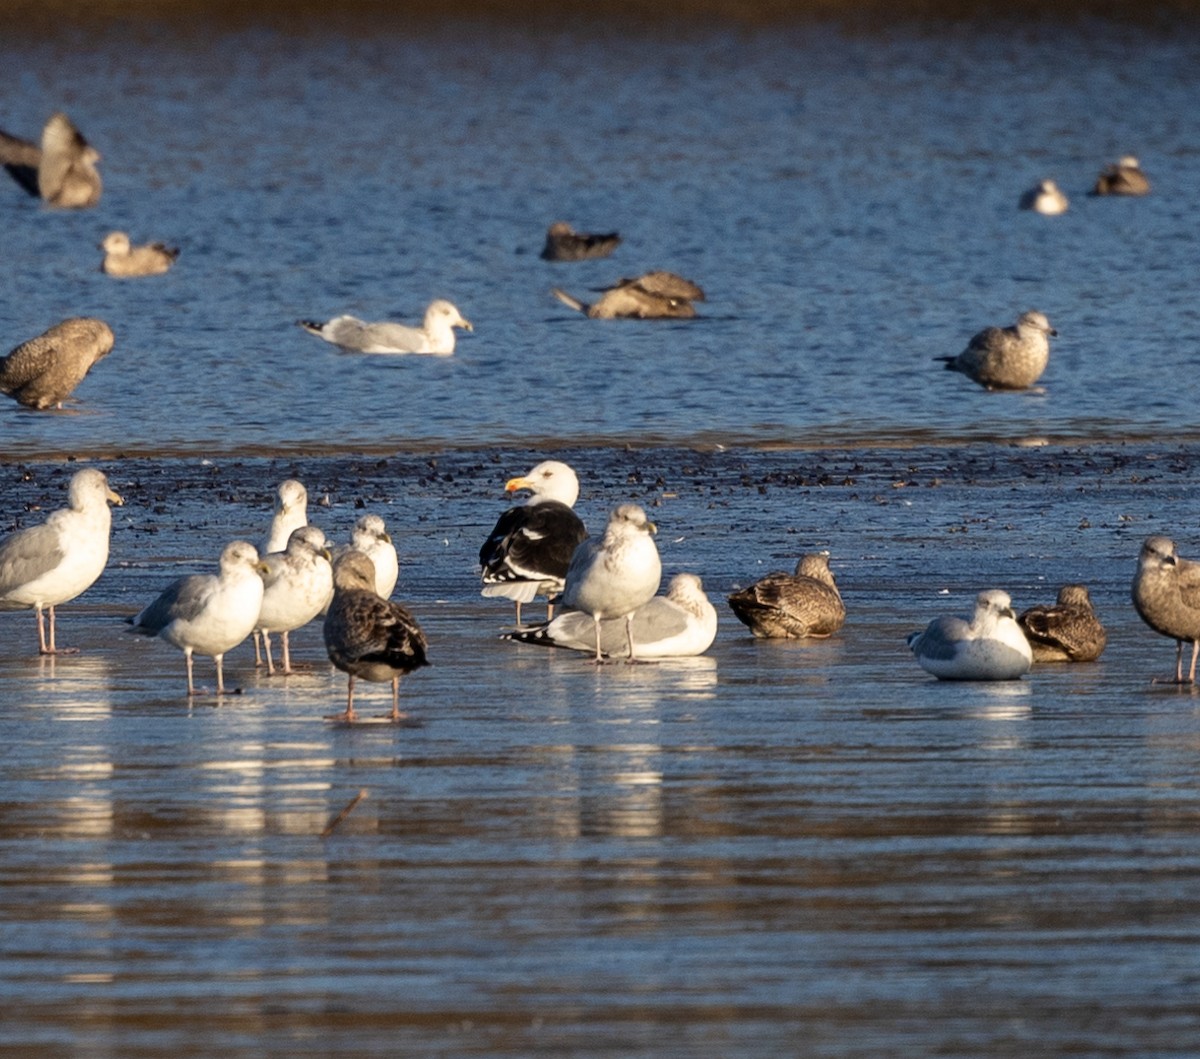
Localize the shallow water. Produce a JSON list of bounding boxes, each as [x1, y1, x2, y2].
[[3, 18, 1200, 457], [4, 11, 1200, 1057]]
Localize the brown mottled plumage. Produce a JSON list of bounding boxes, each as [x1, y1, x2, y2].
[[1091, 155, 1150, 196], [727, 552, 846, 639], [540, 221, 621, 262], [0, 112, 101, 207], [936, 310, 1056, 391], [323, 551, 428, 723], [1131, 536, 1200, 684], [101, 231, 179, 277], [552, 271, 705, 319], [1, 318, 114, 410], [1017, 584, 1107, 662]]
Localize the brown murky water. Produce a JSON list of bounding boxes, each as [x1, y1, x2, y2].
[[3, 442, 1200, 1056]]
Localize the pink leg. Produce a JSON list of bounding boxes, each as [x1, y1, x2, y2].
[[185, 650, 196, 697], [1190, 640, 1200, 684], [281, 631, 292, 675], [262, 630, 275, 676], [215, 654, 226, 695], [35, 605, 49, 655]]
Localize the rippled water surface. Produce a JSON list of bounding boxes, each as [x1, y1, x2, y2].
[[4, 11, 1200, 1057]]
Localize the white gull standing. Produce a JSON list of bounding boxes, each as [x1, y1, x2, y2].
[[298, 300, 472, 354], [907, 589, 1033, 681], [255, 525, 333, 675], [261, 478, 309, 555], [340, 514, 398, 599], [0, 468, 123, 654], [504, 572, 715, 659], [560, 503, 662, 663], [480, 460, 588, 625]]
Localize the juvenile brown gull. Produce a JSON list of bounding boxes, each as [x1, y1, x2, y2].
[[323, 550, 428, 724], [1091, 155, 1150, 196], [1019, 179, 1069, 215], [480, 460, 588, 625], [907, 589, 1033, 681], [727, 552, 846, 639], [256, 526, 333, 676], [0, 112, 101, 208], [936, 310, 1056, 391], [1017, 584, 1106, 662], [128, 541, 268, 696], [1, 318, 114, 410], [503, 572, 716, 659], [560, 503, 662, 663], [1131, 536, 1200, 684], [100, 231, 179, 278], [298, 300, 472, 354], [552, 271, 705, 319], [0, 469, 123, 655], [540, 221, 621, 262]]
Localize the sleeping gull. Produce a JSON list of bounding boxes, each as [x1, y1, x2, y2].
[[936, 310, 1056, 391], [1091, 155, 1151, 196], [127, 540, 268, 696], [0, 468, 123, 654], [1019, 179, 1069, 215], [540, 221, 621, 262], [1131, 535, 1200, 683], [503, 572, 716, 659], [0, 111, 102, 208], [560, 503, 662, 663], [480, 460, 588, 625], [323, 550, 429, 723], [727, 551, 846, 639], [100, 231, 179, 277], [907, 589, 1032, 681], [552, 271, 705, 319], [1017, 584, 1107, 662], [256, 525, 333, 676], [298, 300, 472, 354], [1, 318, 115, 410]]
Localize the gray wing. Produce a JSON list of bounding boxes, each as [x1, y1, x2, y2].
[[356, 320, 426, 352], [0, 522, 65, 594], [129, 574, 210, 634], [508, 597, 689, 655], [910, 615, 972, 660], [560, 538, 601, 607], [0, 128, 40, 197]]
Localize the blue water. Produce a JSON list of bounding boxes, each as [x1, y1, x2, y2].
[[4, 18, 1199, 457]]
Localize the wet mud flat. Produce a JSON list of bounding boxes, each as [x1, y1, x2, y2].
[[2, 440, 1200, 1058]]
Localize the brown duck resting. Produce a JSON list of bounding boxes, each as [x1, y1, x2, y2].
[[727, 552, 846, 639], [540, 221, 621, 262], [1017, 584, 1107, 662]]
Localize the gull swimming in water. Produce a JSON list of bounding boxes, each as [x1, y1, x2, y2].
[[298, 300, 472, 354], [128, 540, 268, 696], [1, 318, 114, 410], [256, 525, 333, 676], [936, 310, 1056, 391], [503, 572, 716, 659], [100, 231, 179, 277], [1091, 155, 1151, 196], [0, 468, 123, 655], [323, 550, 428, 724], [907, 589, 1033, 681], [552, 271, 705, 319], [1019, 179, 1069, 215], [560, 503, 662, 663], [480, 460, 588, 625], [0, 111, 102, 208], [726, 552, 846, 639], [1017, 584, 1107, 662], [1131, 536, 1200, 684], [540, 221, 621, 262]]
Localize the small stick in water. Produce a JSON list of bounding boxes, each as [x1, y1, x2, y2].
[[321, 789, 369, 839]]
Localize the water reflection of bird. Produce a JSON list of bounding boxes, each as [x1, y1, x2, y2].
[[552, 271, 705, 319], [0, 111, 102, 207], [323, 551, 428, 724], [128, 540, 268, 696], [1018, 179, 1069, 215], [1091, 155, 1150, 196], [1131, 535, 1200, 684], [1017, 584, 1106, 662], [480, 460, 587, 626], [0, 469, 123, 655], [256, 526, 333, 676], [504, 572, 716, 659], [561, 503, 662, 663], [100, 231, 179, 277], [727, 552, 845, 639], [540, 221, 621, 261], [907, 589, 1032, 681], [936, 310, 1056, 391], [1, 318, 115, 410], [298, 300, 472, 354]]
